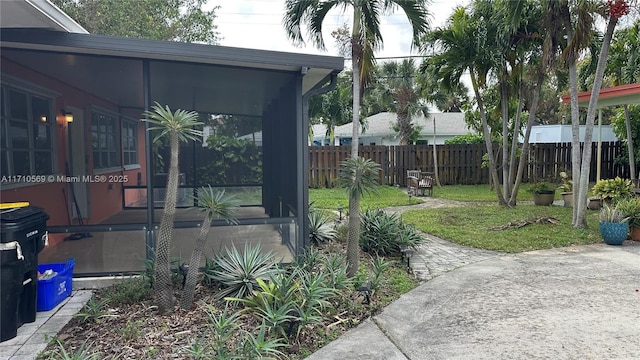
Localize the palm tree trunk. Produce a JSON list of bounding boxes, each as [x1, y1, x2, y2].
[[624, 104, 636, 181], [397, 111, 411, 145], [154, 132, 180, 313], [471, 72, 507, 205], [510, 71, 543, 206], [500, 71, 510, 199], [180, 215, 212, 309], [575, 16, 619, 228], [561, 4, 582, 226], [507, 80, 525, 204], [346, 193, 361, 277], [351, 41, 361, 158]]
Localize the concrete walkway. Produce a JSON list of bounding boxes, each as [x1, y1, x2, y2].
[[307, 241, 640, 359]]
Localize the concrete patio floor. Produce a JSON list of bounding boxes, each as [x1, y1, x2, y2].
[[308, 242, 640, 359]]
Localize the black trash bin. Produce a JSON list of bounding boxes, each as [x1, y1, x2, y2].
[[0, 206, 49, 342]]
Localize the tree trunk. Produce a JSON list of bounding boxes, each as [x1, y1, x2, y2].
[[180, 215, 212, 309], [500, 71, 510, 200], [471, 72, 506, 205], [346, 193, 361, 277], [510, 71, 543, 206], [561, 4, 583, 227], [397, 111, 412, 145], [624, 104, 636, 181], [575, 16, 619, 228], [507, 82, 525, 205], [350, 27, 362, 158], [154, 132, 179, 314]]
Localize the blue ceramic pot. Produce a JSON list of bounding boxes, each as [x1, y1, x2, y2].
[[599, 221, 628, 245]]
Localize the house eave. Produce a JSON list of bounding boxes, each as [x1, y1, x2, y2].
[[0, 29, 344, 93], [0, 0, 88, 33]]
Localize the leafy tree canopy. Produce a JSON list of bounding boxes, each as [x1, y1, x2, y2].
[[51, 0, 220, 44]]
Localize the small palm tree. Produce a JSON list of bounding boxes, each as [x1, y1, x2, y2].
[[143, 102, 203, 314], [181, 187, 238, 309], [337, 157, 380, 276]]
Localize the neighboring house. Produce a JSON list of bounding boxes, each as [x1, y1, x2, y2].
[[239, 124, 329, 146], [0, 0, 342, 274], [524, 124, 619, 143], [334, 112, 474, 146]]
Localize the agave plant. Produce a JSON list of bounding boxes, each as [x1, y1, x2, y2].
[[308, 208, 337, 245], [206, 243, 279, 299], [360, 209, 424, 256]]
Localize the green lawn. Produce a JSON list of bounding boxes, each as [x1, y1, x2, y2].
[[309, 185, 421, 210], [402, 204, 602, 252], [310, 183, 604, 253]]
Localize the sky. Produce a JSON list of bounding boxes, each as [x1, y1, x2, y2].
[[208, 0, 471, 60]]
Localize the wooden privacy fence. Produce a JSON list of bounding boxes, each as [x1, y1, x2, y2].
[[308, 142, 628, 188]]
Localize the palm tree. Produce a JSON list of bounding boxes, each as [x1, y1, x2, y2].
[[284, 0, 430, 157], [571, 0, 630, 228], [180, 187, 238, 309], [375, 59, 426, 145], [337, 157, 380, 276], [423, 6, 504, 202], [143, 103, 203, 314]]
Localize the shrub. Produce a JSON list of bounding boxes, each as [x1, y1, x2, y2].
[[360, 209, 424, 256], [204, 243, 279, 299], [592, 177, 634, 202], [527, 181, 555, 194], [101, 276, 152, 306]]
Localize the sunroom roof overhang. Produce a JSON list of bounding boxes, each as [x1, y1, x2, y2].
[[0, 29, 344, 116]]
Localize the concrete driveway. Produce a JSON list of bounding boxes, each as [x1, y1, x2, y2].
[[308, 243, 640, 359]]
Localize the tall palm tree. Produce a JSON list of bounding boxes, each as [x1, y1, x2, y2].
[[423, 6, 504, 202], [376, 59, 426, 145], [180, 187, 238, 309], [337, 157, 380, 276], [284, 0, 430, 157], [574, 0, 630, 228], [143, 103, 203, 314]]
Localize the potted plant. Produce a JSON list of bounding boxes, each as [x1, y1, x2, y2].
[[592, 177, 634, 205], [528, 181, 556, 206], [615, 197, 640, 241], [598, 204, 629, 245], [557, 171, 573, 207]]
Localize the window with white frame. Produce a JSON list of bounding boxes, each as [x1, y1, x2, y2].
[[91, 110, 121, 170], [122, 119, 138, 166], [0, 85, 55, 178]]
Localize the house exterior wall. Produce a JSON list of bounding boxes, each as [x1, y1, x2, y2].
[[1, 58, 147, 243], [526, 124, 619, 143]]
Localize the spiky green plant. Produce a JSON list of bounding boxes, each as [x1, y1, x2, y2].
[[181, 187, 239, 309], [142, 102, 203, 313], [337, 157, 381, 276], [360, 209, 424, 256], [206, 243, 279, 299], [308, 208, 337, 245]]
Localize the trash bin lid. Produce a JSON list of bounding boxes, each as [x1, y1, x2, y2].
[[0, 206, 49, 237], [0, 206, 45, 222]]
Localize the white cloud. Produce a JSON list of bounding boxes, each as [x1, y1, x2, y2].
[[209, 0, 470, 58]]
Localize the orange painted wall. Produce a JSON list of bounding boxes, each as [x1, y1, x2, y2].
[[1, 58, 148, 234]]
